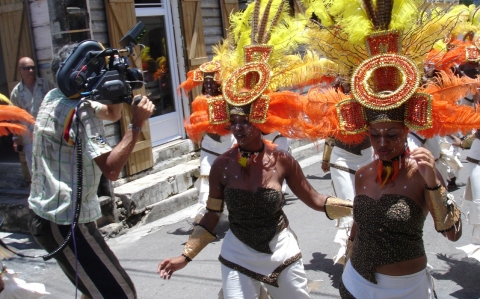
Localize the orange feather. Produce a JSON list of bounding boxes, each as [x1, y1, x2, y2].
[[0, 122, 30, 137], [0, 106, 35, 124]]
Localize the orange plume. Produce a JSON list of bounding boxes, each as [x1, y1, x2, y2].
[[177, 71, 202, 95], [0, 105, 35, 124]]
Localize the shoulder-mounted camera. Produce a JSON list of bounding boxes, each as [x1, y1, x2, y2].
[[56, 22, 147, 105]]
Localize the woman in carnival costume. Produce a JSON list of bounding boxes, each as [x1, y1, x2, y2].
[[158, 1, 354, 298], [178, 60, 236, 223], [300, 0, 480, 297]]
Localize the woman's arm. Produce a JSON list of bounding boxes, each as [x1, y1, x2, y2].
[[157, 157, 226, 279], [410, 147, 462, 241]]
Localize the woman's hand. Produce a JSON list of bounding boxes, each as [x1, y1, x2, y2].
[[157, 256, 189, 280], [409, 147, 440, 188], [321, 161, 330, 173]]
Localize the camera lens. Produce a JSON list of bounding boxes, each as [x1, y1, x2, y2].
[[126, 68, 144, 90]]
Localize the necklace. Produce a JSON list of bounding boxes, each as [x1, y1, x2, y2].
[[238, 143, 265, 168], [375, 150, 408, 188]]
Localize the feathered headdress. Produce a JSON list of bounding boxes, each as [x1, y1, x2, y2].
[[185, 0, 315, 143], [177, 61, 222, 95], [0, 106, 35, 137], [302, 0, 480, 144]]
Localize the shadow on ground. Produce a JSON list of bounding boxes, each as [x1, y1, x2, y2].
[[432, 253, 480, 298], [167, 218, 230, 243], [304, 251, 343, 289], [307, 173, 331, 180]]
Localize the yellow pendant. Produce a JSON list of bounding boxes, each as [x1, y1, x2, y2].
[[239, 156, 248, 167]]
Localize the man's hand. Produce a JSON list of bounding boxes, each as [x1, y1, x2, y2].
[[130, 95, 155, 128]]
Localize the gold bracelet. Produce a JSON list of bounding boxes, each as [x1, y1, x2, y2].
[[324, 196, 353, 220], [426, 186, 460, 232], [322, 138, 334, 163], [460, 134, 475, 150], [182, 225, 216, 261]]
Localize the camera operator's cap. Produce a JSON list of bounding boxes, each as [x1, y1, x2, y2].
[[193, 61, 222, 82]]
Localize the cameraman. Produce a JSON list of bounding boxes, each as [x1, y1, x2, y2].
[[28, 44, 154, 299]]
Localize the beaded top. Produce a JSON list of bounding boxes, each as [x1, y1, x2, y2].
[[351, 194, 426, 284], [224, 187, 288, 254]]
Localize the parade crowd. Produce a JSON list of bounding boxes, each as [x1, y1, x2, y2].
[[1, 0, 480, 298]]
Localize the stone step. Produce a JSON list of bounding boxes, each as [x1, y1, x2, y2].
[[113, 139, 198, 188], [114, 159, 200, 218]]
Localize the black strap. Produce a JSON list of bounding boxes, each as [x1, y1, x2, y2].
[[330, 163, 357, 175], [410, 132, 426, 145], [200, 147, 221, 156]]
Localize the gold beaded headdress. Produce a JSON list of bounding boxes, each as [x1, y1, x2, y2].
[[302, 0, 480, 143], [178, 61, 222, 95], [185, 0, 314, 143]]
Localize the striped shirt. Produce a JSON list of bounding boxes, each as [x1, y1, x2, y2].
[[28, 89, 112, 224]]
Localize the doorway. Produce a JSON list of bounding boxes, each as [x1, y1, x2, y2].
[[136, 1, 185, 146]]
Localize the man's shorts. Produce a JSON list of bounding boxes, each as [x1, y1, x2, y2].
[[29, 210, 136, 299]]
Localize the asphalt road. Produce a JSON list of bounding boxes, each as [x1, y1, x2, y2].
[[1, 154, 480, 299]]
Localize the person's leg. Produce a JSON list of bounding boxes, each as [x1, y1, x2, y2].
[[24, 142, 33, 177], [264, 259, 310, 299], [221, 264, 261, 299], [29, 211, 136, 299]]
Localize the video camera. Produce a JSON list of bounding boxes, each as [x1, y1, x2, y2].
[[56, 22, 147, 105]]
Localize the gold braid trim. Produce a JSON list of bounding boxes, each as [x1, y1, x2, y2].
[[460, 134, 476, 149], [322, 137, 335, 162], [206, 196, 224, 213], [427, 186, 460, 233], [182, 225, 216, 261], [324, 196, 353, 220]]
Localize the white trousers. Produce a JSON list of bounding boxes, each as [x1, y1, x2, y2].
[[465, 139, 480, 242], [221, 259, 310, 299], [342, 260, 435, 299]]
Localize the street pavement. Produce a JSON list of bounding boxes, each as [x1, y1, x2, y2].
[[1, 154, 480, 299]]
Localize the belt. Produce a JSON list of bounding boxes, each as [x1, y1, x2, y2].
[[467, 156, 480, 165], [330, 163, 357, 175], [200, 147, 221, 156]]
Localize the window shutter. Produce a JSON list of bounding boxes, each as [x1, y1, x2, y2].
[[104, 0, 154, 176]]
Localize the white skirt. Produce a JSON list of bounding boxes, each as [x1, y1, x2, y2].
[[342, 260, 435, 299]]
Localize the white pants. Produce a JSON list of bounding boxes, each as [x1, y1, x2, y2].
[[342, 260, 435, 299], [465, 139, 480, 242], [221, 259, 310, 299]]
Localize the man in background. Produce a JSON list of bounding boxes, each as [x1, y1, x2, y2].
[[10, 57, 54, 177]]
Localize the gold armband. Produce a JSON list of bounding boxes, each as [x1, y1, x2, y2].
[[182, 225, 216, 261], [206, 196, 224, 213], [324, 196, 353, 220], [322, 137, 335, 162], [426, 186, 460, 232], [460, 134, 476, 149]]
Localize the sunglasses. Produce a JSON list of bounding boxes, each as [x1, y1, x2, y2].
[[19, 66, 35, 71]]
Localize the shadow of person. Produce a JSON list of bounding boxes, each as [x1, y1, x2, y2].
[[431, 253, 480, 298], [307, 173, 331, 180], [303, 252, 344, 289], [168, 218, 230, 244]]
